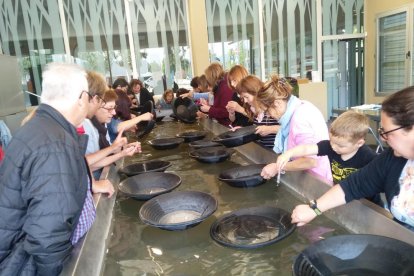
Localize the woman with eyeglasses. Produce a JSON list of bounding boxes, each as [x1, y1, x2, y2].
[[258, 75, 332, 182], [84, 89, 149, 180], [291, 86, 414, 231]]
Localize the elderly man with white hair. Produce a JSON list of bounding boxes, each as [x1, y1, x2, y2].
[[0, 62, 92, 275]]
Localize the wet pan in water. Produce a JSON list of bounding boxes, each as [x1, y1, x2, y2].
[[210, 206, 296, 249], [218, 164, 266, 187], [148, 137, 185, 150], [188, 139, 221, 149], [118, 172, 181, 200], [136, 120, 156, 138], [189, 146, 234, 163], [118, 160, 172, 176], [292, 234, 414, 276], [139, 190, 218, 230], [176, 130, 208, 143], [212, 125, 258, 147]]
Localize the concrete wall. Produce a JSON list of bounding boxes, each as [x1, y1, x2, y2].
[[365, 0, 414, 104]]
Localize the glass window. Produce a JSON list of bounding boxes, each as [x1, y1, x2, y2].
[[262, 0, 316, 78], [376, 11, 407, 93], [322, 0, 364, 35], [0, 0, 66, 106], [64, 0, 131, 85], [205, 0, 261, 75], [128, 0, 192, 94]]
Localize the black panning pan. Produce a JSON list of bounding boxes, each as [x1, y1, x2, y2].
[[155, 115, 165, 122], [118, 160, 172, 176], [148, 137, 184, 150], [176, 130, 208, 142], [189, 146, 234, 163], [136, 101, 156, 138], [173, 97, 198, 123], [137, 119, 156, 138], [118, 172, 181, 200], [292, 234, 414, 276], [210, 206, 296, 249], [139, 190, 218, 230], [188, 139, 221, 149], [218, 164, 266, 187], [212, 125, 258, 147]]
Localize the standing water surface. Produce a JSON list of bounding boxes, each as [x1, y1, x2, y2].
[[102, 119, 349, 275]]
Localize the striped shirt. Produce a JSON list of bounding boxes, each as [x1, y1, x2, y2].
[[254, 112, 279, 149]]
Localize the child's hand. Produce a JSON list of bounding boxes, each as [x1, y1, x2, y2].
[[261, 163, 279, 179], [92, 179, 115, 198], [255, 125, 272, 136], [226, 101, 243, 114], [139, 112, 153, 122], [199, 104, 210, 113], [112, 129, 128, 153], [275, 153, 290, 173]]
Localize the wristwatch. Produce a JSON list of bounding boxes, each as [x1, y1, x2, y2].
[[309, 199, 322, 216]]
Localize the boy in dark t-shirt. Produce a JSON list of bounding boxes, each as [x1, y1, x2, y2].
[[275, 110, 382, 205]]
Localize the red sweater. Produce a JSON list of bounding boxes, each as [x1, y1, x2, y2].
[[208, 74, 233, 126]]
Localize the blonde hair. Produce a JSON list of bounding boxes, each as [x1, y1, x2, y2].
[[204, 62, 225, 88], [330, 110, 370, 141], [227, 65, 248, 89], [87, 71, 107, 98], [255, 74, 293, 109]]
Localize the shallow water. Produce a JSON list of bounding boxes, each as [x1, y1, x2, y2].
[[159, 210, 202, 224], [102, 119, 349, 275]]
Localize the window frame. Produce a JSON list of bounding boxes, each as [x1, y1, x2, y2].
[[375, 7, 411, 95]]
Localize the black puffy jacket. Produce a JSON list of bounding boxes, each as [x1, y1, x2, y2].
[[0, 104, 89, 275]]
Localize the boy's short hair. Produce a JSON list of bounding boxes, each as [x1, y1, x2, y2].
[[330, 110, 370, 141]]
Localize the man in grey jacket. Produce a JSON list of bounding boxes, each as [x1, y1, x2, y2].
[[0, 63, 92, 275]]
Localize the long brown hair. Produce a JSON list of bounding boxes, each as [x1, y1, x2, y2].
[[235, 75, 264, 120], [227, 65, 248, 90]]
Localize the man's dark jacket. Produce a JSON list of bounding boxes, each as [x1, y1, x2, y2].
[[137, 87, 155, 108], [0, 104, 89, 275]]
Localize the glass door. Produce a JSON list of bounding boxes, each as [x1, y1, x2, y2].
[[323, 38, 364, 117]]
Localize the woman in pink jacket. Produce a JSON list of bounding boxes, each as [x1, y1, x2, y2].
[[258, 75, 332, 183]]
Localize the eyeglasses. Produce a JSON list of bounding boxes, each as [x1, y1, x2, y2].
[[101, 105, 117, 112], [80, 90, 106, 107], [95, 94, 106, 107], [80, 90, 92, 100], [378, 125, 406, 140]]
